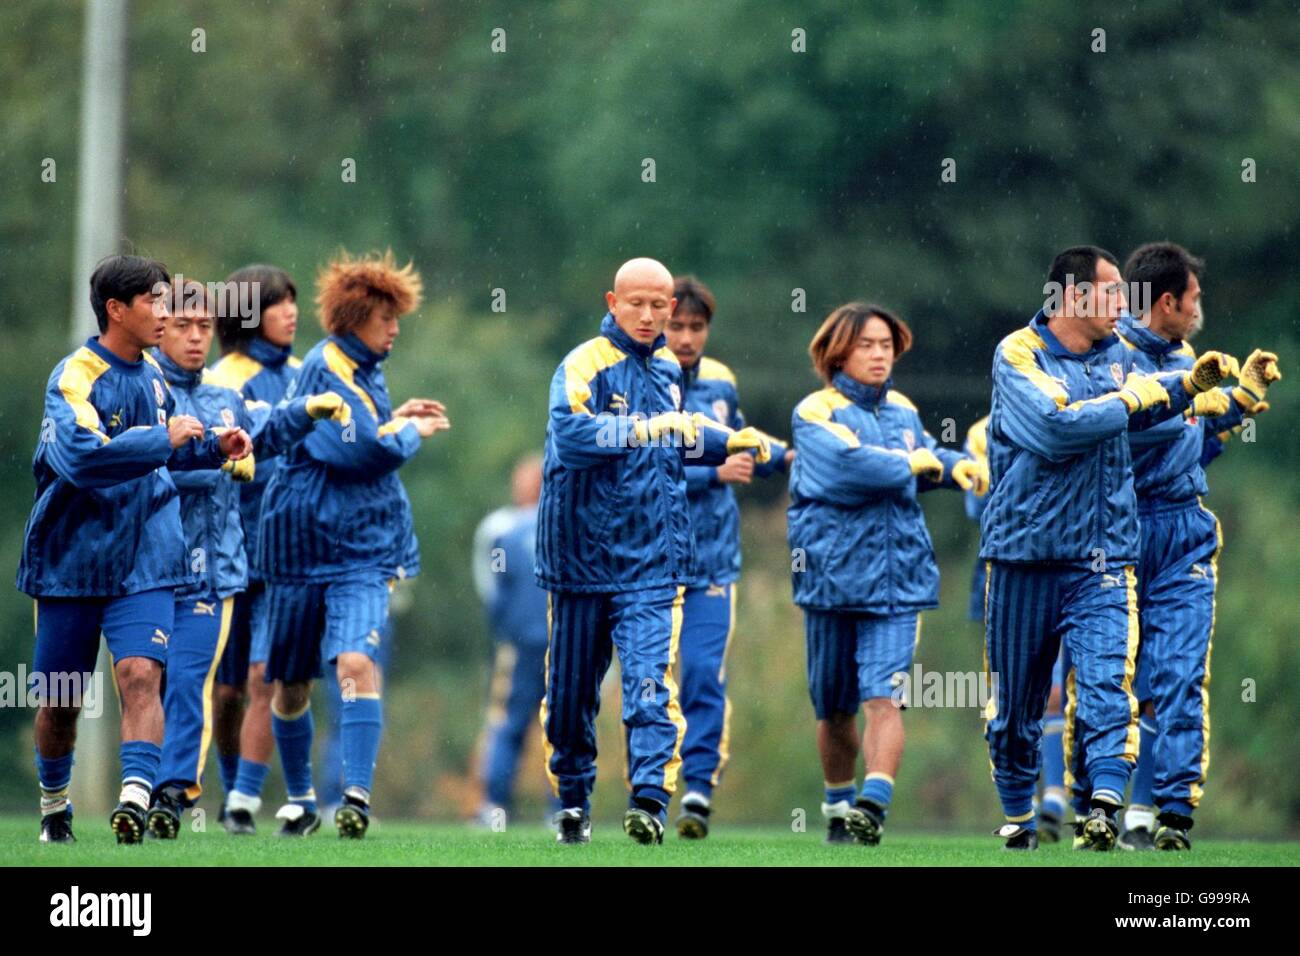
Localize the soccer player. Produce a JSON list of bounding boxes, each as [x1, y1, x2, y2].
[[980, 245, 1235, 851], [209, 264, 305, 834], [788, 302, 986, 846], [259, 250, 449, 838], [660, 275, 793, 839], [17, 255, 251, 844], [471, 454, 552, 826], [145, 279, 350, 838], [1114, 242, 1281, 850], [535, 257, 771, 845]]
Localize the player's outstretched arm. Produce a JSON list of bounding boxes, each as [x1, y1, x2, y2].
[[995, 345, 1137, 460]]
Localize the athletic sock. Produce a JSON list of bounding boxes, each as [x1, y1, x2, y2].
[[272, 704, 316, 812], [996, 778, 1037, 831], [218, 751, 240, 794], [340, 695, 383, 797], [1089, 755, 1132, 811], [119, 740, 161, 808], [232, 758, 270, 799], [36, 749, 74, 816], [859, 772, 894, 816], [824, 779, 856, 808]]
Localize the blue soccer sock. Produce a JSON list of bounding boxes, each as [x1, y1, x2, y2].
[[340, 695, 383, 799], [35, 748, 74, 815], [824, 779, 856, 808], [1042, 715, 1066, 790], [272, 704, 316, 811], [1089, 756, 1132, 810], [1129, 714, 1157, 809], [996, 779, 1037, 830], [232, 758, 270, 799], [119, 740, 161, 806], [218, 751, 240, 794], [859, 772, 894, 815]]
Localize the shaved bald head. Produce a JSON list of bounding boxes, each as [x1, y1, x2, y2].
[[606, 257, 676, 346]]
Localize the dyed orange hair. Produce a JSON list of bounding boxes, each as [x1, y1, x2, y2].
[[316, 249, 423, 335]]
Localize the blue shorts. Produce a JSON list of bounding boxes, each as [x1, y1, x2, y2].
[[803, 609, 921, 718], [264, 578, 392, 684], [32, 588, 173, 692], [216, 582, 269, 687]]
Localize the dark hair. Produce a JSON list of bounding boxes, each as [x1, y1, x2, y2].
[[1123, 242, 1204, 313], [89, 255, 170, 333], [1047, 245, 1119, 292], [673, 275, 716, 322], [808, 301, 913, 385], [217, 264, 297, 354]]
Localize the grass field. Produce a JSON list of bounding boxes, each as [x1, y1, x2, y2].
[[3, 818, 1297, 866]]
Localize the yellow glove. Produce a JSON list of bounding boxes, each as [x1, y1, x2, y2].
[[632, 411, 697, 447], [725, 426, 772, 464], [1118, 372, 1170, 413], [305, 391, 352, 427], [907, 448, 944, 481], [1182, 351, 1239, 394], [951, 458, 989, 496], [221, 454, 256, 482], [1232, 348, 1281, 412], [1185, 389, 1231, 419]]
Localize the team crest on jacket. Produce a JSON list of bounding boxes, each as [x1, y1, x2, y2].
[[220, 407, 236, 428], [903, 428, 916, 451], [712, 398, 728, 424], [1110, 362, 1124, 388], [153, 379, 165, 405], [669, 383, 682, 410]]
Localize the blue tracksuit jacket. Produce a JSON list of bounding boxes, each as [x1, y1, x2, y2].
[[154, 349, 318, 600], [258, 332, 422, 583], [535, 313, 732, 593], [787, 371, 969, 614], [207, 337, 302, 582], [17, 336, 226, 597], [979, 311, 1194, 567]]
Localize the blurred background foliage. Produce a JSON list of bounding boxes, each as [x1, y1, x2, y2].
[[0, 0, 1296, 834]]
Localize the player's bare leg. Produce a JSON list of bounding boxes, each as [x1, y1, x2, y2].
[[111, 656, 164, 843], [817, 713, 860, 843]]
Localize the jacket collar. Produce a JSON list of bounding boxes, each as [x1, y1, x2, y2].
[[600, 312, 663, 359], [1119, 311, 1182, 356], [247, 336, 294, 368], [332, 332, 386, 367], [152, 348, 203, 389], [832, 370, 891, 409], [1031, 309, 1117, 361], [84, 335, 148, 374]]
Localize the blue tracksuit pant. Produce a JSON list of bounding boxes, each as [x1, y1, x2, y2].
[[542, 586, 686, 812], [157, 594, 234, 804], [1134, 500, 1220, 817], [984, 561, 1140, 824]]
